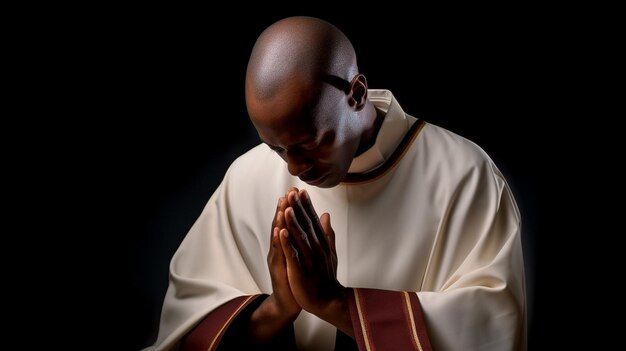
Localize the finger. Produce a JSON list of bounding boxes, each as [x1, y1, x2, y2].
[[272, 196, 289, 241], [319, 213, 335, 252], [320, 212, 338, 271], [288, 191, 319, 249], [268, 228, 291, 293], [268, 227, 286, 272], [276, 210, 286, 233], [271, 197, 282, 231], [289, 191, 312, 229], [271, 197, 284, 247], [285, 187, 299, 200], [285, 207, 312, 270], [273, 228, 288, 272], [279, 228, 301, 272], [299, 189, 329, 253], [279, 195, 289, 211]]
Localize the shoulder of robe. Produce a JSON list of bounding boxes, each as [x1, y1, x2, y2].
[[422, 123, 498, 175], [222, 143, 284, 190]]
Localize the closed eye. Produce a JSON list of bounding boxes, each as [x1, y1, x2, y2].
[[300, 142, 318, 151], [265, 137, 319, 154]]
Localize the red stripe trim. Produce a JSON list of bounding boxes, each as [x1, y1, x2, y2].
[[347, 288, 432, 351], [180, 295, 259, 351], [342, 119, 425, 185]]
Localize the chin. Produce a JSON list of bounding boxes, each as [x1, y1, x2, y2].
[[304, 168, 345, 188], [316, 174, 342, 188]]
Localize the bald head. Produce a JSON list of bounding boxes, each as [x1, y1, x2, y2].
[[245, 16, 358, 102], [244, 17, 378, 188]]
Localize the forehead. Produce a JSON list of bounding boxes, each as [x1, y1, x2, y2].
[[248, 82, 323, 145], [252, 104, 320, 147]]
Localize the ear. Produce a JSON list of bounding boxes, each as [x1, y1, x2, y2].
[[347, 74, 368, 111]]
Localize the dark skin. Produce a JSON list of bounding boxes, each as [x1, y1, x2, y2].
[[280, 188, 350, 333], [243, 16, 385, 344], [249, 188, 351, 342]]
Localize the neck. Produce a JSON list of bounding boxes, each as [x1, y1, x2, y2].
[[355, 102, 385, 157]]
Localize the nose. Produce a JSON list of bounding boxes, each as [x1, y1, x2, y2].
[[286, 152, 313, 177]]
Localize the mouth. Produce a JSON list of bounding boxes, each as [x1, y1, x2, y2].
[[302, 173, 328, 186]]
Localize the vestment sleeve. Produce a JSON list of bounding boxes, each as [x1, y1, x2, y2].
[[180, 294, 296, 351], [179, 295, 260, 350], [347, 288, 433, 350], [348, 161, 526, 350], [145, 162, 287, 350]]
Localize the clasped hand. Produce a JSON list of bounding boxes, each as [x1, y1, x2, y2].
[[267, 187, 344, 321]]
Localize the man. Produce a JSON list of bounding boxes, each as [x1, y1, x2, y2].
[[146, 16, 526, 350]]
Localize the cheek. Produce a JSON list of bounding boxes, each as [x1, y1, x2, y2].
[[334, 108, 360, 140], [320, 145, 354, 172]]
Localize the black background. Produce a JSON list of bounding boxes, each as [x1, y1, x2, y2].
[[43, 6, 599, 350]]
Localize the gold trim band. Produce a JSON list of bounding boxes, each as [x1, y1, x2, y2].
[[208, 295, 256, 351], [403, 291, 424, 351], [353, 289, 373, 351]]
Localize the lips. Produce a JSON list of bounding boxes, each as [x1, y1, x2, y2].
[[302, 173, 327, 185]]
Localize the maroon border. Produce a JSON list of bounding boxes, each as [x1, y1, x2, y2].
[[180, 295, 260, 351], [347, 288, 432, 351]]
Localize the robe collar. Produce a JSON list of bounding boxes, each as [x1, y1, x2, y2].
[[348, 90, 416, 173]]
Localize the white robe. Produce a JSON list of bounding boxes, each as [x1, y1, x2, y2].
[[146, 90, 526, 351]]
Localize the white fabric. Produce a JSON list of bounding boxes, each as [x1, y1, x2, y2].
[[348, 90, 411, 173], [145, 90, 526, 351]]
